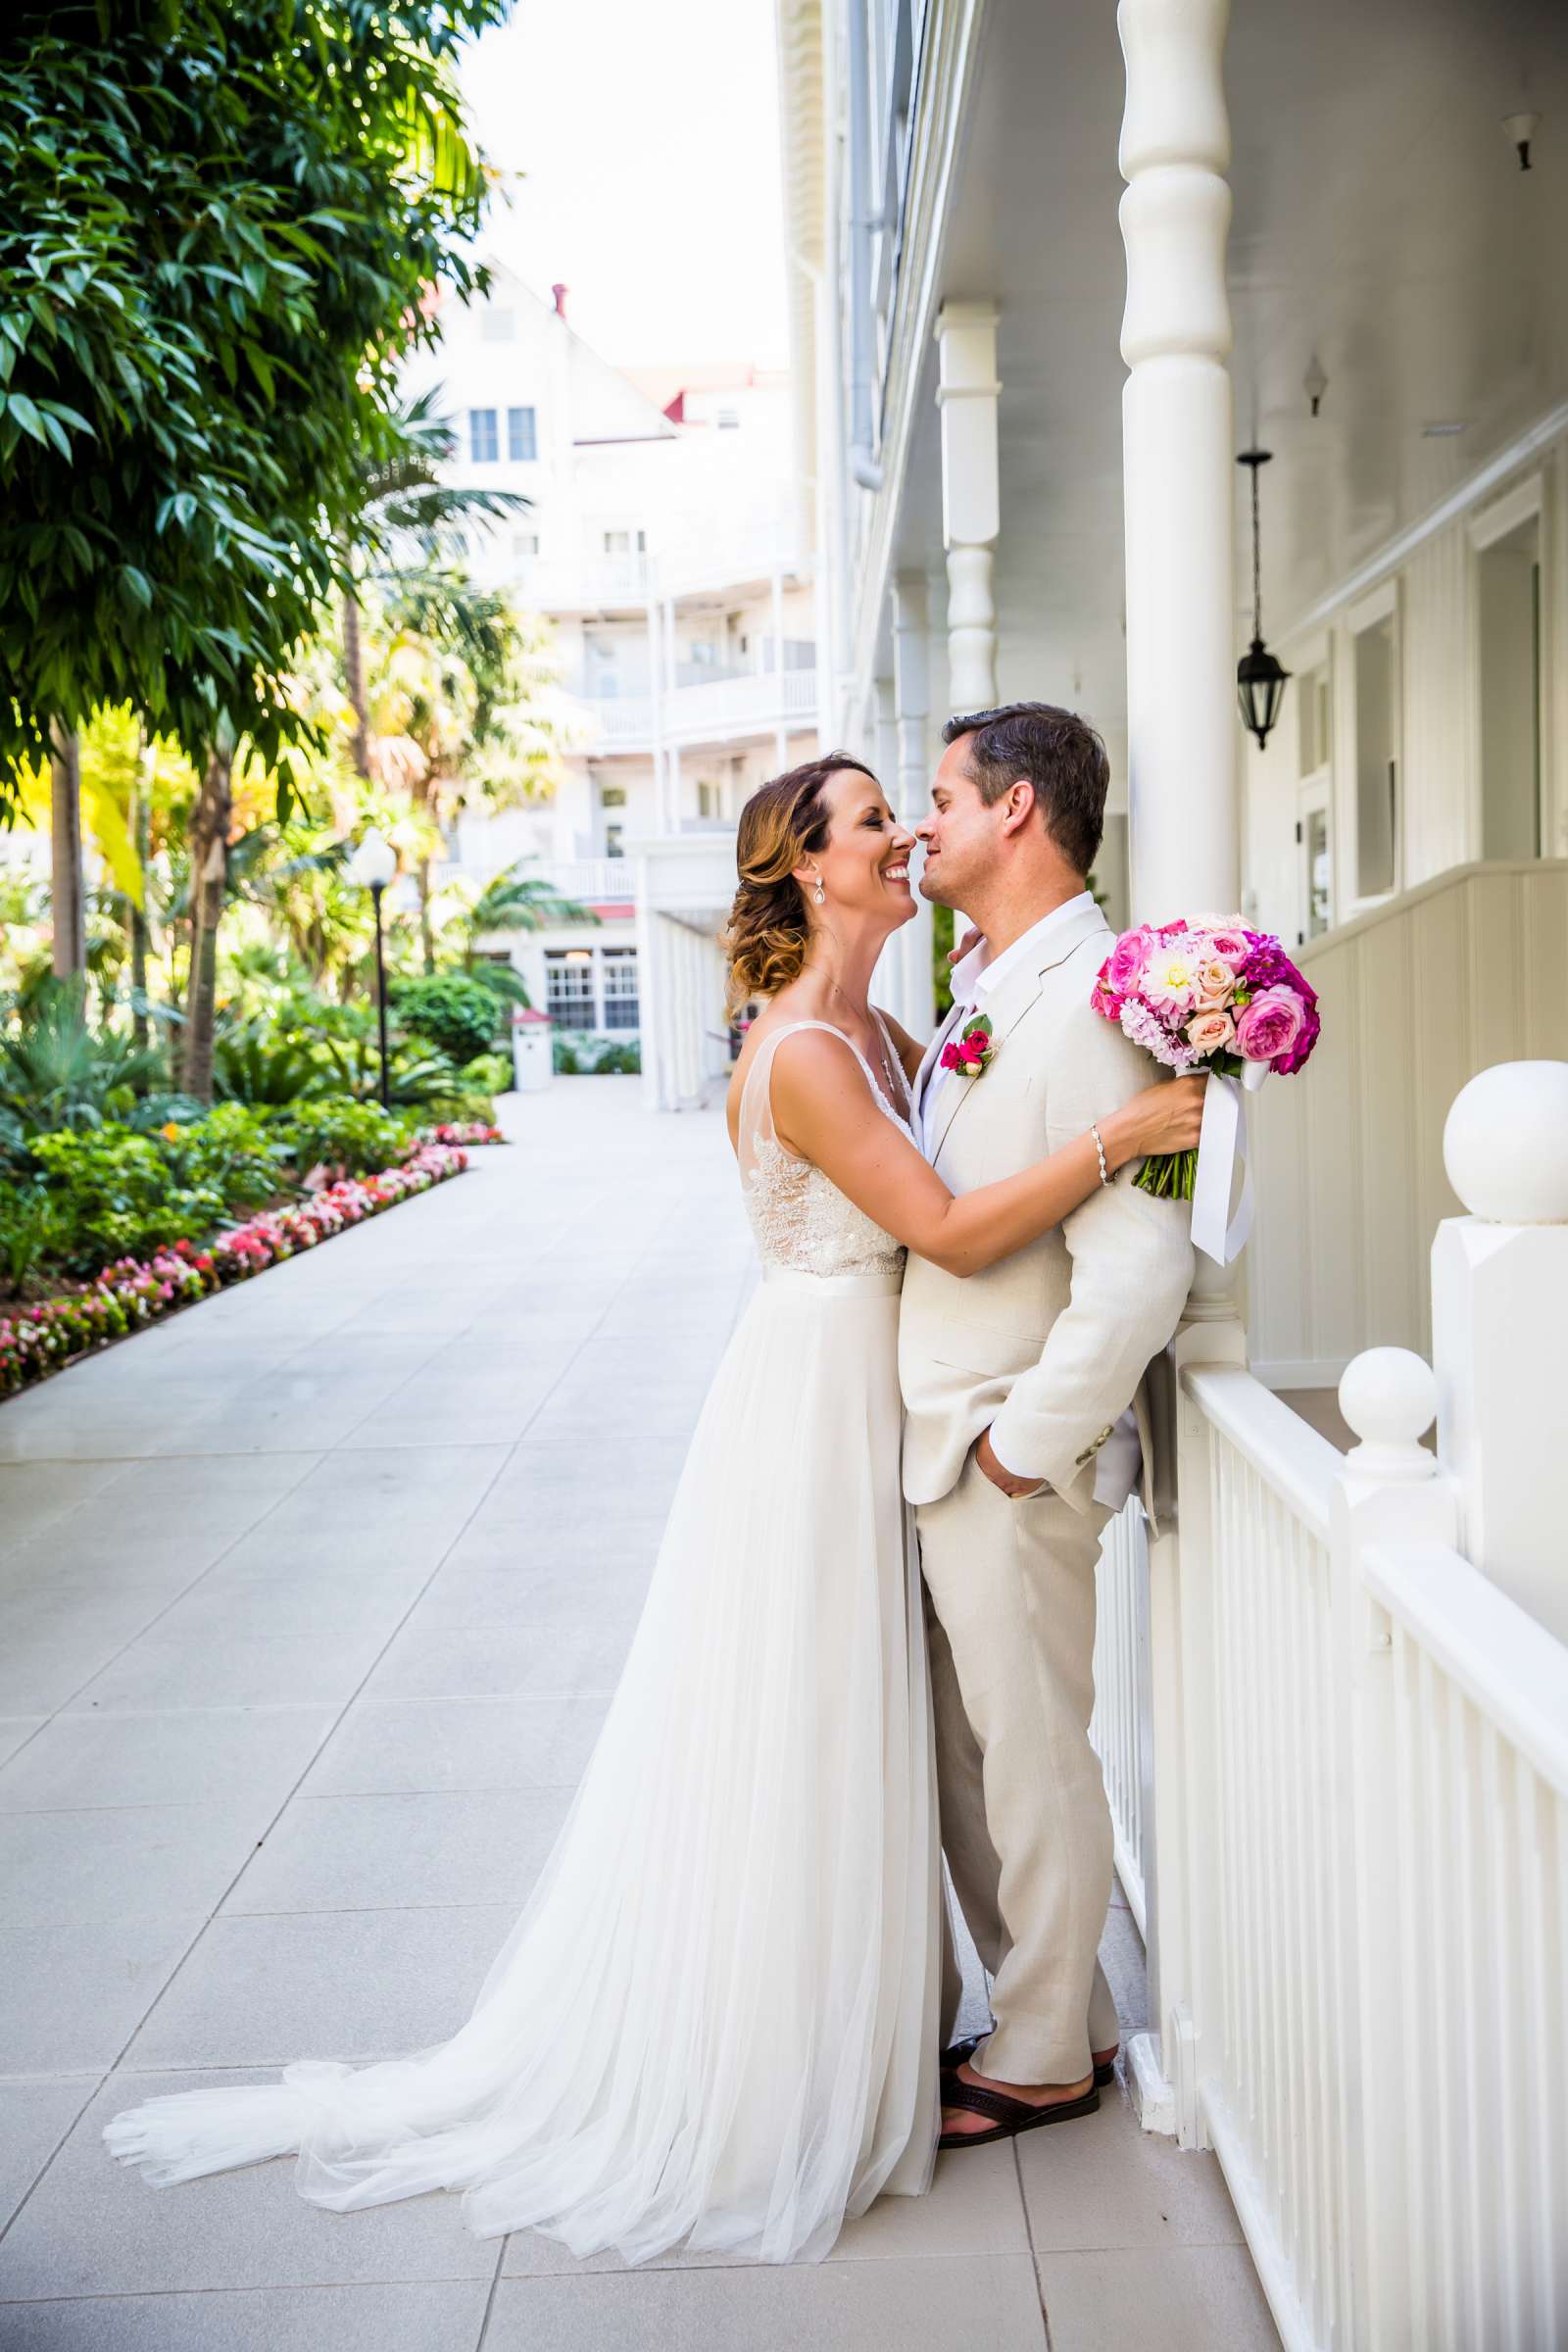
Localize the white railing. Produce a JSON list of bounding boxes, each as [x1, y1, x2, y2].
[[1104, 1061, 1568, 2350], [664, 668, 817, 741], [1090, 1498, 1152, 1934], [547, 858, 636, 904], [569, 669, 818, 754]]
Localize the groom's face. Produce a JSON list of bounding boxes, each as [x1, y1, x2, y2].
[[914, 736, 1004, 910]]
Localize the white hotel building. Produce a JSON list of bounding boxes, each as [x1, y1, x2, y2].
[[410, 264, 821, 1109], [780, 2, 1568, 2342]]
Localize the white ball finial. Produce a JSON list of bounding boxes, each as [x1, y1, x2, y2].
[[1339, 1348, 1438, 1481], [1443, 1061, 1568, 1225]]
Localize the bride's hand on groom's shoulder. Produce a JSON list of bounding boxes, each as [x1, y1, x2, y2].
[[948, 925, 985, 967]]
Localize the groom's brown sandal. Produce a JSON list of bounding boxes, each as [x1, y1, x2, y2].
[[942, 2035, 1117, 2089], [938, 2076, 1101, 2151]]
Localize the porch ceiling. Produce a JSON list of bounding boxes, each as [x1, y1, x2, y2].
[[890, 0, 1568, 754]]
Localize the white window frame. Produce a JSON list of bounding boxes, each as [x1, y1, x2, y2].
[[1344, 579, 1402, 917], [507, 406, 537, 463], [601, 948, 640, 1030], [1468, 471, 1547, 865], [468, 408, 499, 465]]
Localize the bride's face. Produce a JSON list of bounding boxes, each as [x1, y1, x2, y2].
[[802, 772, 917, 932]]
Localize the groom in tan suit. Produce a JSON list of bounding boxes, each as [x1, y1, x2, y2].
[[900, 703, 1193, 2137]]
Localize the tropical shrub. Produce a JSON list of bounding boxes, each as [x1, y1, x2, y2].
[[157, 1102, 288, 1213], [27, 1127, 225, 1272], [459, 1050, 512, 1096], [0, 980, 164, 1133], [421, 1089, 498, 1125], [0, 1184, 70, 1292], [392, 971, 500, 1065], [553, 1033, 641, 1076], [213, 1021, 332, 1107], [276, 1096, 416, 1177], [313, 1017, 460, 1107]]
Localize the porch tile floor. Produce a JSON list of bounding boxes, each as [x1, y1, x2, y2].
[[0, 1078, 1277, 2350]]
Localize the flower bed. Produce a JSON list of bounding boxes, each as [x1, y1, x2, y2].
[[424, 1120, 506, 1148], [0, 1144, 468, 1400]]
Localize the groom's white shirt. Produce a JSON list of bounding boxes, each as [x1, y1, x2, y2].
[[914, 892, 1141, 1509]]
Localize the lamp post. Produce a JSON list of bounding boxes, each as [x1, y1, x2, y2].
[[348, 827, 398, 1108]]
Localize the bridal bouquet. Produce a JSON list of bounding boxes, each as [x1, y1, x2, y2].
[[1091, 917, 1319, 1250]]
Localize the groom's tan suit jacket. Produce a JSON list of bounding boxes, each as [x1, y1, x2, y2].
[[899, 896, 1195, 2084], [899, 899, 1193, 1518]]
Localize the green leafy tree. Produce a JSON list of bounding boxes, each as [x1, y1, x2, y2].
[[0, 0, 508, 1072]]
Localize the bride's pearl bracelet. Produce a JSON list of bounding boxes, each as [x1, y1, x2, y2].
[[1090, 1124, 1111, 1187]]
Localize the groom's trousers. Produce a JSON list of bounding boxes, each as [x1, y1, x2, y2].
[[917, 1451, 1120, 2086]]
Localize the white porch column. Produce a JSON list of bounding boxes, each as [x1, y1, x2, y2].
[[1118, 0, 1238, 920], [871, 673, 910, 1031], [1115, 0, 1242, 2153], [893, 573, 936, 1036], [934, 303, 1001, 713]]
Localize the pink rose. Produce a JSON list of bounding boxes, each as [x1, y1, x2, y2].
[[1193, 958, 1237, 1006], [1207, 928, 1250, 962], [1235, 985, 1305, 1066], [961, 1033, 987, 1064], [939, 1040, 964, 1072], [1186, 1008, 1235, 1055], [1103, 924, 1156, 996]]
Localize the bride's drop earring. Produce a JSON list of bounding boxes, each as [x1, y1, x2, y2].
[[812, 872, 825, 906]]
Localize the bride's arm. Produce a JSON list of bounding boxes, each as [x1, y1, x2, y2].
[[770, 1032, 1204, 1279]]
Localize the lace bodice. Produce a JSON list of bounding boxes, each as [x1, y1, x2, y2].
[[738, 1017, 912, 1278]]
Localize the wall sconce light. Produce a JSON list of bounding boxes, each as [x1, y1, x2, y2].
[[1502, 112, 1541, 171], [1236, 450, 1290, 750], [1302, 356, 1328, 418]]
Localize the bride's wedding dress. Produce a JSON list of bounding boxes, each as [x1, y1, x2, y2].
[[106, 1017, 940, 2266]]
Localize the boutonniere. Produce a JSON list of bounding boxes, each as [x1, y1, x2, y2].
[[940, 1012, 995, 1079]]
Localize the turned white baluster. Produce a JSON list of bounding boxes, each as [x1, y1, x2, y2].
[[934, 302, 1001, 712], [1118, 0, 1238, 921], [893, 572, 936, 1034]]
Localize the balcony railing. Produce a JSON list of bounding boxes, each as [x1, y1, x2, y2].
[[566, 667, 818, 754], [547, 858, 636, 904]]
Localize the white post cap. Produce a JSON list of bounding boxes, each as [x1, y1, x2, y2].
[[1443, 1061, 1568, 1225], [1339, 1347, 1439, 1482]]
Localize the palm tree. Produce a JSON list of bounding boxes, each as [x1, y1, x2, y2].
[[346, 389, 526, 779], [447, 863, 597, 968]]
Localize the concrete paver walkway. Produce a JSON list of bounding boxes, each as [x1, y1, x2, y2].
[[0, 1080, 1276, 2350]]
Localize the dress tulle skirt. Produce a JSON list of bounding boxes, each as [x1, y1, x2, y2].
[[106, 1265, 941, 2265]]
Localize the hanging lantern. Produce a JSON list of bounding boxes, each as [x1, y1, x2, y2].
[[1237, 450, 1290, 749]]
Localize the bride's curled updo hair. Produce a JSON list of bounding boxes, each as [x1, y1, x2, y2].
[[723, 753, 877, 1015]]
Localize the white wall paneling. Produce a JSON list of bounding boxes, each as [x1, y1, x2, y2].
[[1248, 859, 1568, 1385]]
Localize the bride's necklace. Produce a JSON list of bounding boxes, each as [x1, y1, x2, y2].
[[825, 985, 902, 1110], [803, 963, 905, 1111]]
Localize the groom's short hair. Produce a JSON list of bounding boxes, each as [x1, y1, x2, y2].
[[942, 703, 1109, 877]]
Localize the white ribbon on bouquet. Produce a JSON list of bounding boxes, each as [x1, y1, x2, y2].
[[1190, 1060, 1268, 1265]]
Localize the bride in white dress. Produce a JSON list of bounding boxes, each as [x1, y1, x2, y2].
[[106, 754, 1202, 2266]]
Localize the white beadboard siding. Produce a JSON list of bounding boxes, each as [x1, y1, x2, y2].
[[1248, 860, 1568, 1383]]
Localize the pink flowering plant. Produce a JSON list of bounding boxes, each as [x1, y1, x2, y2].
[[939, 1012, 996, 1081], [425, 1120, 505, 1148], [1091, 915, 1320, 1200], [0, 1146, 468, 1401]]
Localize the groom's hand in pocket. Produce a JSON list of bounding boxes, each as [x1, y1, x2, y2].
[[973, 1425, 1048, 1500]]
